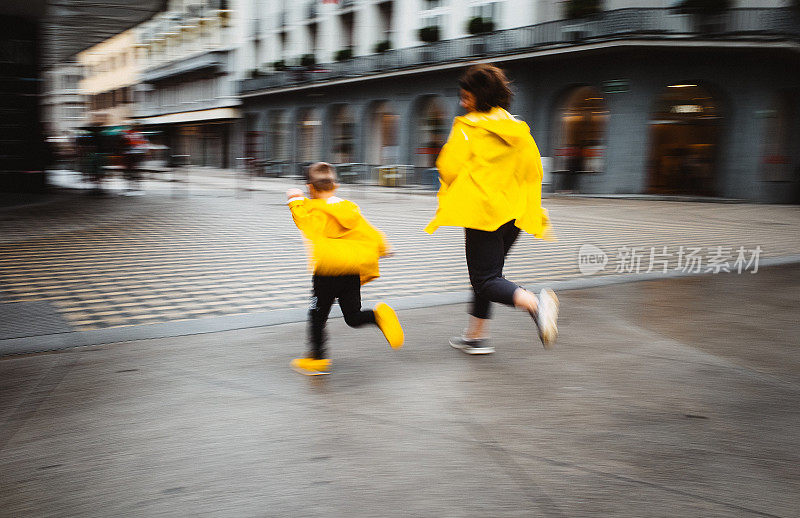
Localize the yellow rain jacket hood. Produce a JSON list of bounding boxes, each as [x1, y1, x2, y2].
[[424, 107, 553, 239], [289, 196, 388, 285]]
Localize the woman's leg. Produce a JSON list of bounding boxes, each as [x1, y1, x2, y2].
[[464, 221, 541, 338], [464, 221, 521, 334]]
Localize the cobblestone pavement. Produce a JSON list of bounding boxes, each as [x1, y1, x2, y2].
[[1, 172, 799, 335]]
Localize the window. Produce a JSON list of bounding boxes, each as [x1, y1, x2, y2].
[[421, 15, 443, 28], [471, 2, 500, 20], [210, 78, 219, 99]]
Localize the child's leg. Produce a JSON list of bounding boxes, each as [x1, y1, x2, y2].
[[338, 275, 403, 348], [336, 275, 376, 328], [308, 275, 337, 359]]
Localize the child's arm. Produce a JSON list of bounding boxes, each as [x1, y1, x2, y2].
[[286, 188, 313, 232]]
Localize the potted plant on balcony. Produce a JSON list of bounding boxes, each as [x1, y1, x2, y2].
[[565, 0, 602, 19], [374, 40, 391, 53], [418, 26, 440, 63], [418, 25, 441, 44], [467, 16, 495, 35], [272, 60, 287, 72], [300, 53, 316, 68], [673, 0, 731, 32], [335, 48, 353, 62], [467, 17, 494, 55]]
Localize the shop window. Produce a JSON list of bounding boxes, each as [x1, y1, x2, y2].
[[761, 91, 794, 182], [647, 84, 722, 196]]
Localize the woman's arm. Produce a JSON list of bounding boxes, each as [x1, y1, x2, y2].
[[435, 121, 471, 189]]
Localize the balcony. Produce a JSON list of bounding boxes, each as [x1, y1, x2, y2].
[[143, 49, 227, 83], [240, 7, 800, 95]]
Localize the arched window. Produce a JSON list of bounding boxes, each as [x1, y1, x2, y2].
[[366, 101, 399, 166], [298, 108, 322, 164], [415, 96, 448, 168], [555, 86, 609, 192], [268, 109, 289, 163], [330, 104, 355, 164]]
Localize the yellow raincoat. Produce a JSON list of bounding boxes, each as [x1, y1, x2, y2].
[[424, 107, 553, 239], [289, 196, 388, 285]]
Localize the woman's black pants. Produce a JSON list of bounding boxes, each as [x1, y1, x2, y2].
[[465, 220, 521, 319]]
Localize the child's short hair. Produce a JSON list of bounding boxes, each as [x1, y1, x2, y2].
[[458, 63, 512, 112], [307, 162, 337, 192]]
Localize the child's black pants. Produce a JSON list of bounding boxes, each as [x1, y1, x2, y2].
[[309, 274, 376, 359]]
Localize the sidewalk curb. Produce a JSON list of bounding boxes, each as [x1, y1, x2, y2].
[[3, 256, 799, 358]]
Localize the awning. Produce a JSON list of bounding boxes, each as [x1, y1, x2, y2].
[[134, 107, 240, 126]]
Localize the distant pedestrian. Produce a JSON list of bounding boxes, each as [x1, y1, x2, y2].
[[122, 128, 149, 192], [425, 64, 559, 353], [287, 162, 404, 376]]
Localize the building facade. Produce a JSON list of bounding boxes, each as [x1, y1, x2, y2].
[[238, 0, 800, 203], [133, 0, 242, 169], [42, 62, 87, 138], [78, 29, 139, 127]]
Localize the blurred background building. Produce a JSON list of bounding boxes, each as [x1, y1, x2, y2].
[[78, 29, 139, 127], [3, 0, 799, 201], [1, 0, 167, 191], [133, 0, 241, 168], [42, 63, 87, 139], [238, 0, 800, 203]]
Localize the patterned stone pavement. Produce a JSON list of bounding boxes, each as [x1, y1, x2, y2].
[[1, 178, 799, 334]]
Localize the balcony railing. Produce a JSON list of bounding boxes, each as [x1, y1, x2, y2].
[[240, 7, 799, 95]]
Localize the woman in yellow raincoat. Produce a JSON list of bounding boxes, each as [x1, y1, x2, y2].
[[425, 64, 559, 353]]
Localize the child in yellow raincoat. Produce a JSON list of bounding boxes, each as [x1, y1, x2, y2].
[[425, 64, 559, 354], [287, 162, 404, 376]]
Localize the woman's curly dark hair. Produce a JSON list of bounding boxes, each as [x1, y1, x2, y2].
[[458, 64, 513, 112]]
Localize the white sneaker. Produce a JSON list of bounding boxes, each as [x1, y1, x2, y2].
[[537, 289, 559, 348], [449, 335, 495, 354]]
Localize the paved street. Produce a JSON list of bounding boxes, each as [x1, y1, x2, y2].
[[1, 170, 799, 349], [1, 172, 798, 516], [0, 266, 798, 517]]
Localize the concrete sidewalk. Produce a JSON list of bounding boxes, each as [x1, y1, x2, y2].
[[1, 266, 798, 517]]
